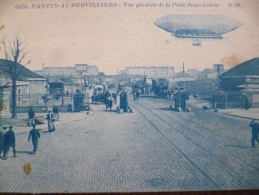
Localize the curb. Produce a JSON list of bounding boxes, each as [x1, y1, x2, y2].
[[216, 111, 259, 121], [190, 98, 259, 120], [202, 108, 259, 121]]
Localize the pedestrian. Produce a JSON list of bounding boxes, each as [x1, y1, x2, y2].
[[47, 111, 55, 132], [105, 96, 113, 111], [132, 91, 137, 100], [53, 107, 59, 121], [28, 107, 35, 126], [244, 97, 250, 110], [136, 90, 140, 100], [181, 91, 188, 111], [112, 92, 117, 104], [249, 120, 259, 148], [2, 126, 17, 160], [28, 124, 41, 154], [0, 126, 8, 157]]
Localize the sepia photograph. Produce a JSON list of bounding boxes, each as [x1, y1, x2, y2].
[[0, 0, 259, 193]]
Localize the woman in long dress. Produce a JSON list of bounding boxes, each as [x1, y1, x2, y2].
[[47, 111, 55, 132]]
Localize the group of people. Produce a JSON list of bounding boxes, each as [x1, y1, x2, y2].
[[0, 124, 41, 160], [0, 126, 17, 160], [28, 108, 57, 132], [0, 107, 58, 160]]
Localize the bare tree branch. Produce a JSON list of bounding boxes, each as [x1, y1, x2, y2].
[[9, 38, 15, 60], [1, 34, 31, 118], [17, 52, 28, 64]]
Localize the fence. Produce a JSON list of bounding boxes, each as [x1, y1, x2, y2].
[[9, 92, 91, 113], [210, 93, 251, 109]]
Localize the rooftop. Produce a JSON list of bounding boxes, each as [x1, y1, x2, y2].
[[219, 58, 259, 78], [0, 59, 44, 80]]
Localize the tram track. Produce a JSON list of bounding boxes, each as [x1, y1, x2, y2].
[[129, 102, 221, 189], [130, 98, 259, 189], [149, 98, 259, 158], [142, 99, 259, 173]]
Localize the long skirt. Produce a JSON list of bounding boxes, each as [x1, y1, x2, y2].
[[48, 120, 55, 132]]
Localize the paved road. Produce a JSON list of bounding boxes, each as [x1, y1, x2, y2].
[[0, 97, 258, 193]]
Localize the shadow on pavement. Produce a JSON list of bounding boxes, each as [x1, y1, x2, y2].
[[16, 150, 33, 155], [104, 110, 118, 113], [160, 108, 175, 111], [225, 144, 251, 149], [16, 132, 28, 135], [41, 130, 51, 133]]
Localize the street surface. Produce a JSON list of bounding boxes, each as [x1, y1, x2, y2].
[[0, 96, 259, 193]]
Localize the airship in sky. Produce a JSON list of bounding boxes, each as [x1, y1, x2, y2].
[[154, 15, 242, 46]]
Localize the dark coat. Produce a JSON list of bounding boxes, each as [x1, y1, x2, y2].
[[250, 122, 259, 136], [47, 113, 54, 120], [28, 109, 35, 118], [5, 130, 16, 146], [0, 131, 4, 148], [28, 129, 41, 142]]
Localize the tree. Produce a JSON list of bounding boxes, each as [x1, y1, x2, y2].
[[0, 86, 4, 126], [1, 35, 31, 118]]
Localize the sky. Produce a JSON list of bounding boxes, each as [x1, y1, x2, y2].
[[0, 0, 259, 74]]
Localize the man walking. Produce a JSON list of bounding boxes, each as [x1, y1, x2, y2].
[[3, 126, 17, 160], [249, 120, 259, 148], [0, 126, 7, 157], [28, 107, 35, 126], [28, 124, 41, 154]]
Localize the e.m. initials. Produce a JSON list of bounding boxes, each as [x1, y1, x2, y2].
[[228, 3, 241, 8]]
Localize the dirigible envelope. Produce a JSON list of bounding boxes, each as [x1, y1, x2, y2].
[[154, 15, 242, 39]]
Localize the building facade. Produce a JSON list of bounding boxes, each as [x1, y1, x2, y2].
[[39, 64, 99, 78], [0, 59, 48, 115], [219, 58, 259, 108], [124, 66, 174, 78]]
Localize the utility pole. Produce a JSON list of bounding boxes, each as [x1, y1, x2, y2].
[[182, 62, 185, 80], [183, 62, 187, 90]]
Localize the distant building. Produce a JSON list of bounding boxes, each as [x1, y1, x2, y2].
[[213, 64, 224, 74], [39, 64, 99, 78], [42, 66, 75, 77], [174, 71, 188, 79], [219, 58, 259, 92], [174, 65, 225, 80], [0, 59, 47, 114], [187, 69, 199, 78], [87, 65, 99, 75], [198, 68, 214, 79], [123, 66, 174, 78], [75, 64, 87, 77], [219, 57, 259, 108]]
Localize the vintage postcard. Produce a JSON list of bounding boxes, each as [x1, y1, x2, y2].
[[0, 0, 259, 193]]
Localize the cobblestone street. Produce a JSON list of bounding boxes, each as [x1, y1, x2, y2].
[[0, 97, 259, 193]]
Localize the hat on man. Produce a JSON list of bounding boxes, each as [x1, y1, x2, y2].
[[9, 126, 13, 129]]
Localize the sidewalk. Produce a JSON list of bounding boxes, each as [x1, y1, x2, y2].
[[1, 111, 94, 134], [217, 108, 259, 120], [189, 99, 259, 120]]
